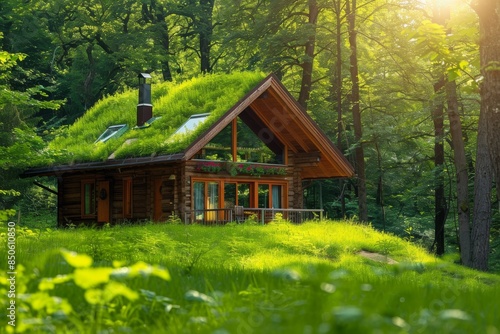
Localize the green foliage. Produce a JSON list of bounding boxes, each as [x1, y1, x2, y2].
[[1, 221, 499, 333], [1, 0, 496, 277], [0, 39, 63, 221]]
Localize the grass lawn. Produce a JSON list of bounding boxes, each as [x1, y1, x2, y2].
[[1, 220, 499, 333]]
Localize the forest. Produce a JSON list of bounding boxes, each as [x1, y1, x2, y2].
[[1, 0, 500, 272]]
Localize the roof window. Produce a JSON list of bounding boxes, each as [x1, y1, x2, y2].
[[134, 116, 162, 129], [95, 124, 129, 143], [173, 113, 209, 136]]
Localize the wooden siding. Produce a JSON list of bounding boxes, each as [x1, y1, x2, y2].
[[57, 165, 179, 226], [55, 158, 310, 226]]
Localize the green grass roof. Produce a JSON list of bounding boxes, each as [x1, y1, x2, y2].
[[49, 72, 266, 164]]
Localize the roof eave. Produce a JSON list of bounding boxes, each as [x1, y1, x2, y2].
[[21, 153, 184, 178]]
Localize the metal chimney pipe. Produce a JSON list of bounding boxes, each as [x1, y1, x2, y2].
[[137, 73, 152, 126]]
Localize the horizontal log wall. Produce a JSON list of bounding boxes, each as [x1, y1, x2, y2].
[[57, 158, 303, 226], [58, 164, 179, 226]]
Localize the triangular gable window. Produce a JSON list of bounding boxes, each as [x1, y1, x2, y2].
[[197, 115, 284, 164]]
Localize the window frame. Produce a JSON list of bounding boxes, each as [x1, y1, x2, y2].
[[123, 177, 133, 218], [192, 177, 287, 211], [81, 179, 96, 218]]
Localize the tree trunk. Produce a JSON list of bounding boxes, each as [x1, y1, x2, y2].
[[198, 0, 215, 73], [474, 0, 500, 201], [159, 18, 173, 81], [445, 80, 471, 266], [432, 78, 447, 256], [332, 0, 346, 218], [141, 2, 173, 81], [346, 0, 367, 221], [471, 107, 493, 271], [83, 44, 96, 110], [298, 0, 319, 109], [374, 139, 386, 229]]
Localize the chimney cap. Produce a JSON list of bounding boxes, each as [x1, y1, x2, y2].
[[139, 73, 152, 79]]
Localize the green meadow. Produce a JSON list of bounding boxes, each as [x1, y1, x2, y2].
[[1, 220, 500, 333]]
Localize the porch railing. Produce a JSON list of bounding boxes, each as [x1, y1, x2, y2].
[[184, 208, 323, 225]]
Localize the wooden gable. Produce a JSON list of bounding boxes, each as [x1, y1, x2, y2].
[[183, 74, 354, 179]]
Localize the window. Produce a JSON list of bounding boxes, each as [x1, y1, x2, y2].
[[193, 181, 220, 221], [199, 115, 285, 164], [194, 182, 205, 220], [272, 185, 282, 209], [123, 178, 133, 218], [81, 180, 96, 217], [193, 178, 285, 212], [173, 113, 210, 136], [258, 184, 269, 208], [224, 183, 236, 208], [94, 124, 129, 143], [238, 183, 251, 207]]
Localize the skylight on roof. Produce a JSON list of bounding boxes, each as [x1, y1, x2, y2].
[[95, 124, 129, 143], [173, 113, 209, 136], [133, 116, 162, 129]]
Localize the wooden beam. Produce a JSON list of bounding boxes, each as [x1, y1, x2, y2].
[[33, 181, 58, 195], [232, 118, 237, 162]]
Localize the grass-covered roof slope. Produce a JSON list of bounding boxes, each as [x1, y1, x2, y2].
[[49, 72, 266, 164]]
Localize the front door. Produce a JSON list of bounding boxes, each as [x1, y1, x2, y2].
[[97, 180, 110, 223]]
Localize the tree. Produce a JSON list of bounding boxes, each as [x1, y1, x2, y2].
[[473, 1, 500, 201], [471, 107, 493, 270], [0, 36, 62, 219], [472, 0, 500, 270], [346, 0, 368, 221], [446, 78, 471, 266], [140, 0, 176, 81], [432, 77, 447, 255], [297, 0, 319, 109]]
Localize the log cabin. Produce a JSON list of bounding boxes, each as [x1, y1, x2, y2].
[[23, 72, 354, 226]]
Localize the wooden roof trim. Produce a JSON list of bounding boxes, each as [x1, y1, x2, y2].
[[182, 75, 275, 160], [261, 88, 315, 151], [20, 153, 184, 178], [248, 102, 301, 153], [268, 78, 354, 177]]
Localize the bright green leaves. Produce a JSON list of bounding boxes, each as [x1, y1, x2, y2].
[[74, 267, 113, 289], [57, 249, 170, 305], [4, 249, 173, 331], [38, 275, 72, 291], [59, 249, 171, 286], [61, 249, 94, 268], [110, 261, 171, 281], [411, 13, 479, 85], [414, 20, 449, 59], [447, 60, 469, 82], [85, 281, 138, 305]]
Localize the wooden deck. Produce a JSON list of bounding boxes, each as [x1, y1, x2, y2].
[[183, 208, 324, 225]]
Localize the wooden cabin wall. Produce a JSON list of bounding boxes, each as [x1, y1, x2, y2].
[[286, 154, 304, 209], [58, 173, 101, 226], [57, 176, 78, 226], [56, 157, 308, 226], [57, 164, 179, 226], [179, 162, 191, 219]]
